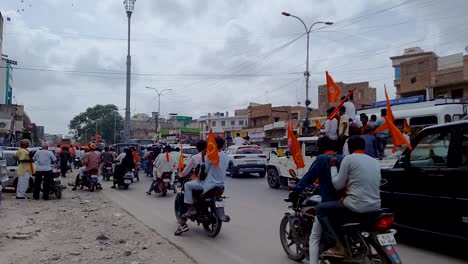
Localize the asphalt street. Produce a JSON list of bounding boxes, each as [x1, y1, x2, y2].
[[102, 174, 467, 264]]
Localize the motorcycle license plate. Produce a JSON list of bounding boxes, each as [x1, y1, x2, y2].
[[106, 167, 112, 169], [124, 179, 131, 184], [54, 178, 60, 182], [163, 179, 171, 183], [91, 175, 98, 178], [215, 201, 224, 208], [377, 233, 396, 246]]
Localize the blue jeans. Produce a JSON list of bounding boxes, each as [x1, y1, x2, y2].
[[184, 179, 204, 204], [316, 201, 350, 247], [376, 136, 388, 158]]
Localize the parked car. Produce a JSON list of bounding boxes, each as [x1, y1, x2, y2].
[[0, 148, 9, 191], [225, 145, 267, 178], [3, 150, 35, 191], [380, 120, 468, 242]]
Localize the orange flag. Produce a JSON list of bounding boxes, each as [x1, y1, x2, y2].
[[326, 71, 342, 103], [327, 88, 356, 120], [386, 117, 412, 150], [287, 122, 305, 169], [374, 85, 394, 134], [206, 129, 220, 166], [313, 120, 323, 129], [403, 119, 412, 136], [95, 131, 100, 143], [178, 144, 184, 171]]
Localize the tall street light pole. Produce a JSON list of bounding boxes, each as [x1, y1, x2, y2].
[[281, 12, 333, 127], [124, 0, 136, 143], [145, 87, 173, 140]]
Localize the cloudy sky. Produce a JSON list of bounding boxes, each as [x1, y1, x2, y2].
[[0, 0, 467, 134]]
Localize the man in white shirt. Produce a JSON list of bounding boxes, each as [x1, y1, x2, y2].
[[342, 94, 357, 123], [321, 107, 338, 140], [146, 146, 177, 195], [338, 106, 349, 154], [232, 133, 245, 146], [179, 140, 206, 178], [33, 143, 57, 200]]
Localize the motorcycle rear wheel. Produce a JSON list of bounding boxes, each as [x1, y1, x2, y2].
[[89, 183, 95, 192], [174, 193, 184, 223], [279, 215, 306, 262], [203, 210, 222, 237], [55, 188, 62, 199]]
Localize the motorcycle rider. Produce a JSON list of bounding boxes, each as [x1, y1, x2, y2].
[[288, 136, 343, 264], [315, 136, 381, 255], [59, 146, 72, 177], [100, 147, 115, 175], [112, 148, 135, 188], [146, 145, 177, 195], [175, 137, 228, 235], [72, 144, 102, 190]]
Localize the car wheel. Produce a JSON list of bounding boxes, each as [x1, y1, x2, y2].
[[229, 164, 238, 178], [267, 168, 280, 189]]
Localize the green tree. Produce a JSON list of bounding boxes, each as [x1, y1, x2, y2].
[[69, 104, 124, 144]]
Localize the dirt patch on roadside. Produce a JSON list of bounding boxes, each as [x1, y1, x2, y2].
[[0, 190, 195, 264]]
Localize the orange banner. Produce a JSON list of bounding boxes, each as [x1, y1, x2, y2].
[[287, 123, 305, 169], [206, 129, 220, 166]]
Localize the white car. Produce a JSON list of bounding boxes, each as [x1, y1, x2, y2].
[[266, 137, 318, 189], [225, 145, 267, 178]]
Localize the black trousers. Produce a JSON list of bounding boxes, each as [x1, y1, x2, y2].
[[34, 170, 53, 199]]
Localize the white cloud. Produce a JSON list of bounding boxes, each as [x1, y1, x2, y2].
[[0, 0, 467, 134]]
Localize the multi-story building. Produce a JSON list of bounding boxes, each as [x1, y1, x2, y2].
[[0, 60, 13, 105], [246, 103, 307, 129], [199, 112, 248, 142], [390, 47, 468, 100], [317, 81, 376, 115], [0, 11, 3, 55]]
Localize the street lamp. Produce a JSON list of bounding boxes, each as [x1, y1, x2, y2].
[[281, 12, 333, 127], [145, 87, 173, 140], [123, 0, 136, 143]]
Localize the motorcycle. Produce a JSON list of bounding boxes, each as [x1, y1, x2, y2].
[[134, 164, 140, 181], [279, 170, 401, 263], [49, 170, 63, 199], [151, 171, 176, 197], [174, 176, 230, 237], [102, 162, 113, 181], [74, 158, 82, 169], [114, 169, 135, 190], [79, 169, 101, 192]]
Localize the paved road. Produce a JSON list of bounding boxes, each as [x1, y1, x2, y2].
[[102, 174, 466, 264]]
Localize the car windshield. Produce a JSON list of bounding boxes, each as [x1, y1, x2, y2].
[[236, 147, 263, 154], [5, 153, 17, 167], [183, 148, 198, 155]]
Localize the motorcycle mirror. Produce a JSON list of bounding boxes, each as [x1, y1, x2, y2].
[[288, 169, 297, 178]]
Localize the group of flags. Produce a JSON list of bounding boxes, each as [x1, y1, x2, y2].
[[286, 71, 413, 169]]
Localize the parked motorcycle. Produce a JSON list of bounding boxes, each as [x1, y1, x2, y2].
[[174, 177, 230, 237], [49, 170, 63, 199], [279, 171, 401, 263], [102, 162, 113, 181]]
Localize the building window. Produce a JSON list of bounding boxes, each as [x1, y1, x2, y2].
[[410, 77, 417, 83], [221, 121, 226, 126], [394, 67, 401, 81], [418, 62, 424, 73], [274, 117, 280, 122], [231, 120, 235, 126], [239, 120, 244, 126], [212, 121, 216, 127]]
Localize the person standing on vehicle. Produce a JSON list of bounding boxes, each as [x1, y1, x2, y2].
[[175, 137, 228, 235], [232, 133, 245, 146], [337, 106, 349, 154], [375, 109, 389, 159], [342, 94, 357, 123], [146, 145, 177, 195], [112, 148, 135, 189], [15, 139, 34, 199], [321, 107, 338, 141], [316, 136, 381, 253], [33, 143, 57, 200], [289, 136, 343, 264], [361, 127, 379, 158]]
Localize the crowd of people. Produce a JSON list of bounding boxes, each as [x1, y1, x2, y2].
[[321, 97, 410, 159]]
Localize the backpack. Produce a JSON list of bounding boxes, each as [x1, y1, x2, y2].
[[194, 155, 207, 181]]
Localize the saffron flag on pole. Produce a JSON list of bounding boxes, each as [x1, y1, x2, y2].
[[314, 120, 323, 129], [95, 131, 100, 143], [403, 119, 412, 136], [287, 122, 305, 169], [178, 144, 184, 171], [206, 129, 220, 166], [326, 71, 342, 103], [374, 85, 412, 150], [327, 88, 357, 120]]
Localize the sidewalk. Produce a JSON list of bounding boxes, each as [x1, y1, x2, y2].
[[0, 189, 195, 264]]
